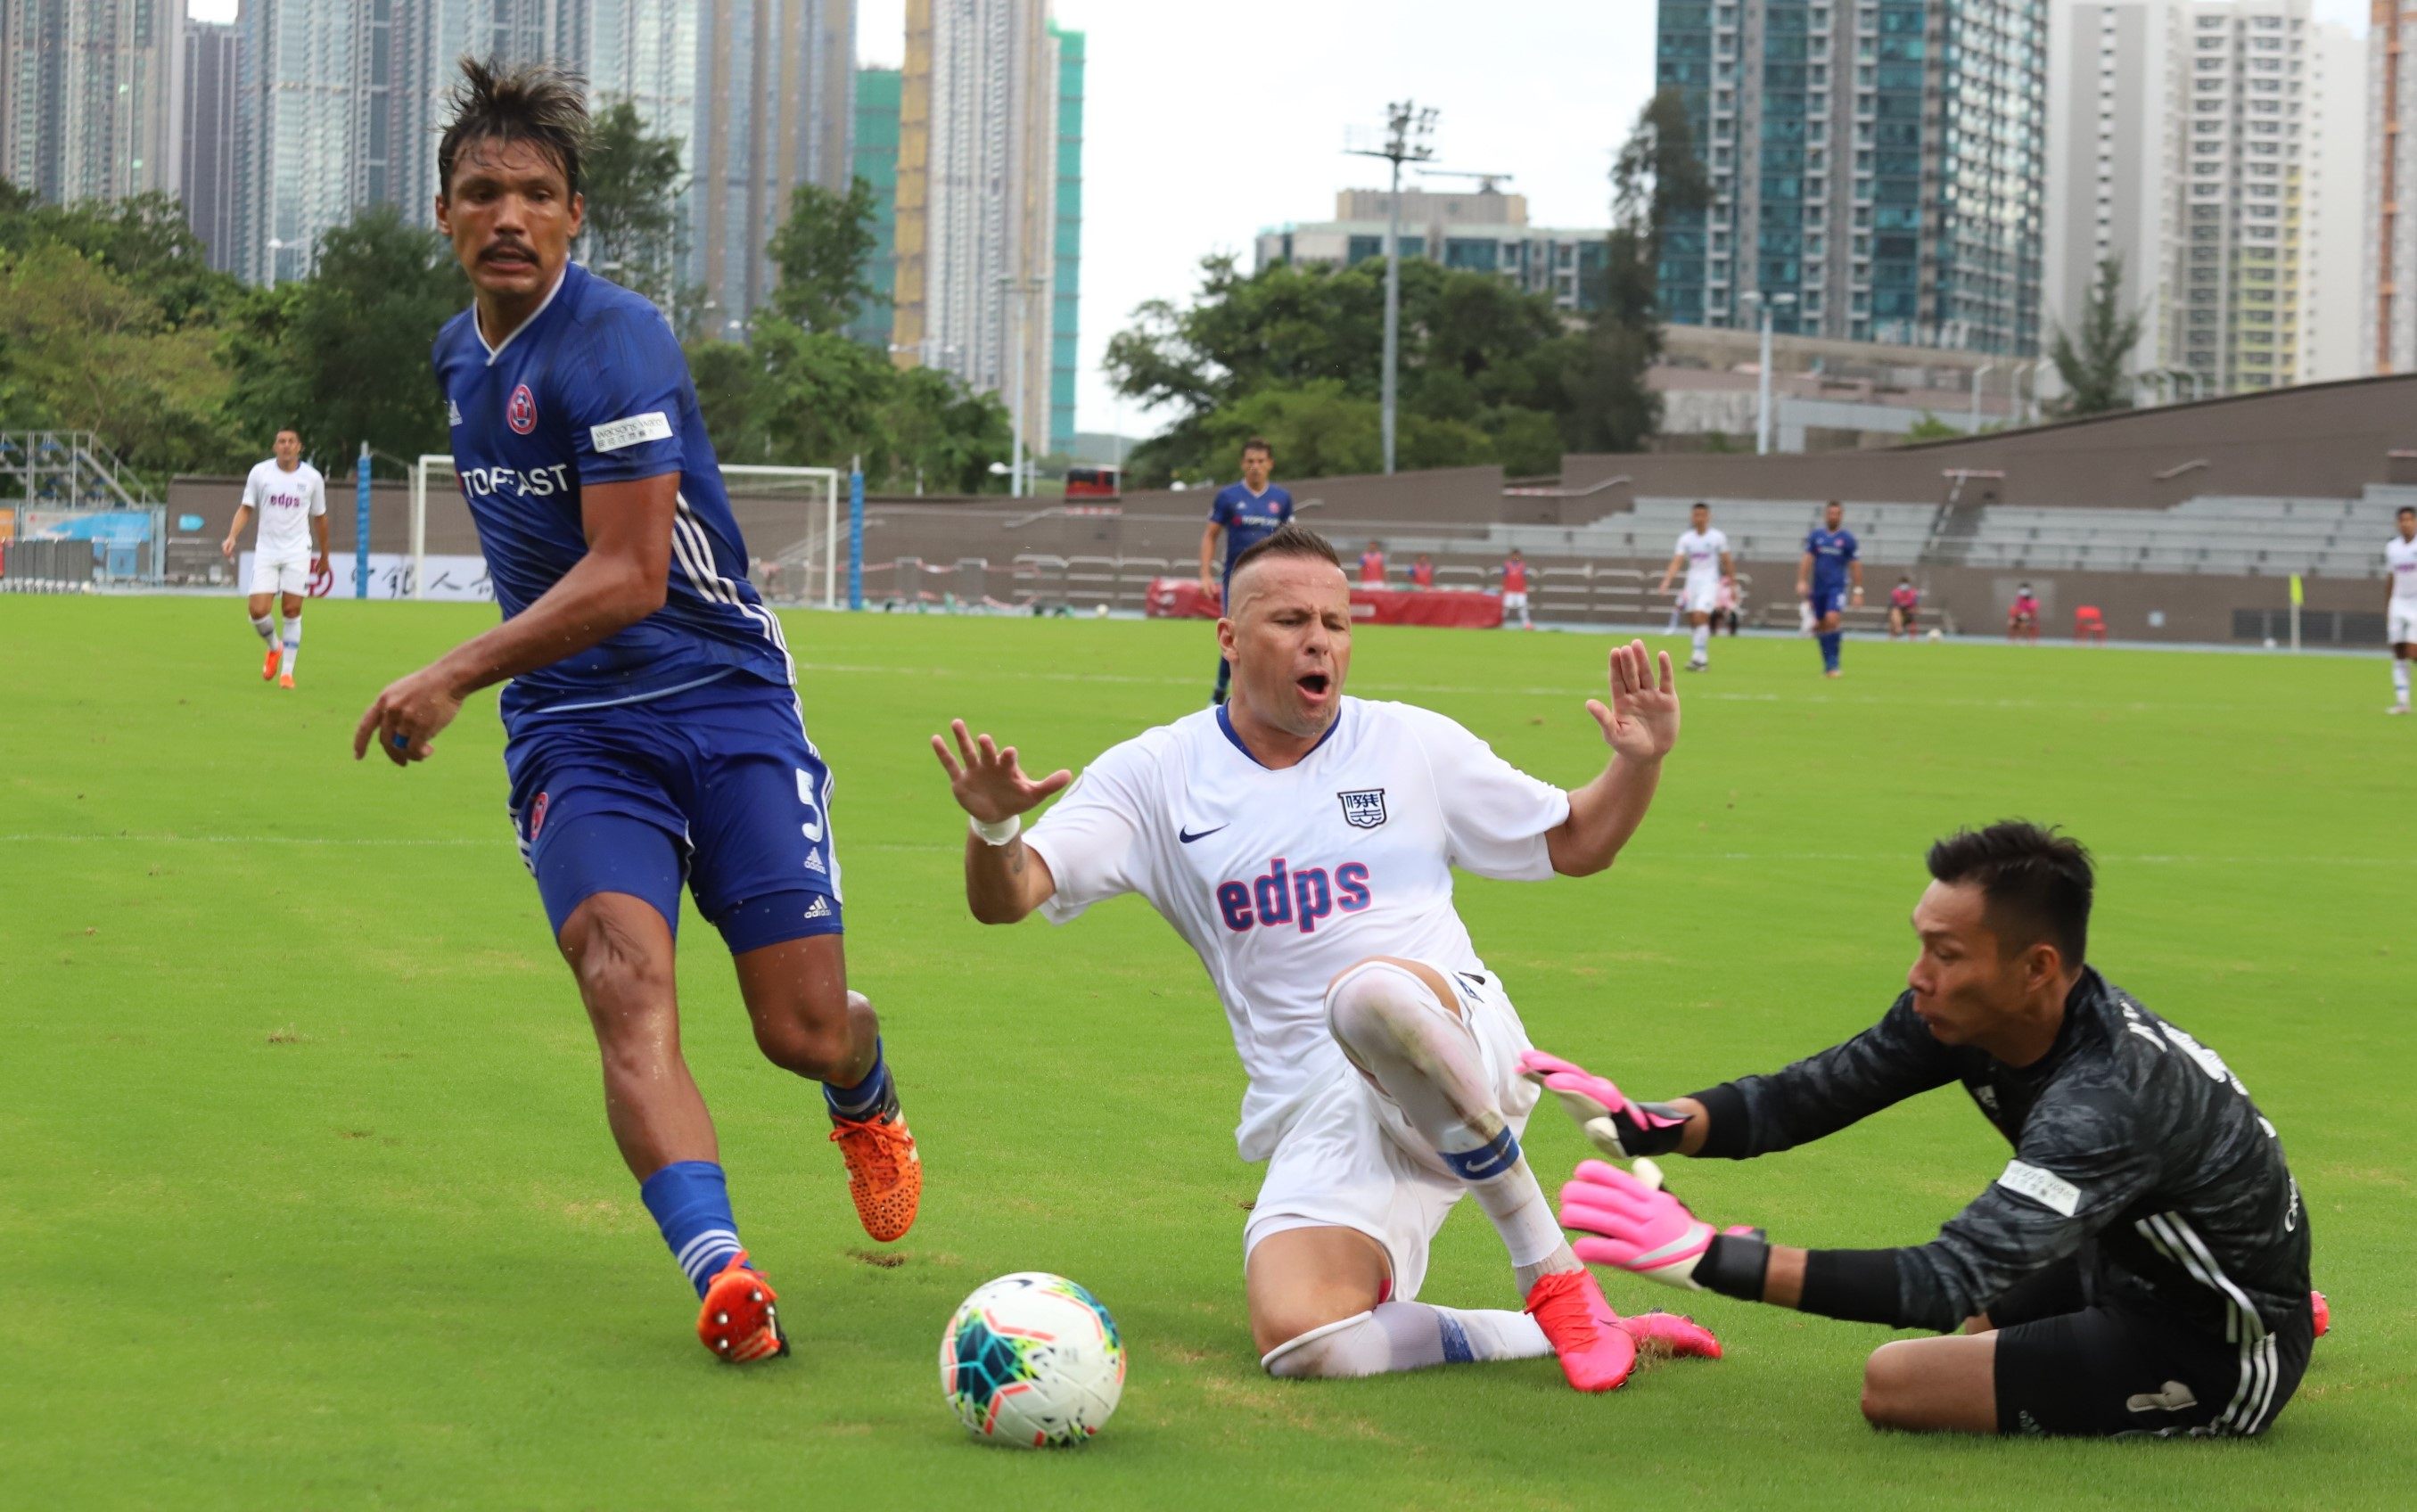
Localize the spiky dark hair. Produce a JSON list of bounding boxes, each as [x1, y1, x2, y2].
[[438, 57, 589, 197], [1927, 821, 2094, 966]]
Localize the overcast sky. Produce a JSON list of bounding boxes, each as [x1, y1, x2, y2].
[[191, 0, 2380, 439]]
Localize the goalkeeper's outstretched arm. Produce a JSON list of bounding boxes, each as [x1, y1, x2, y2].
[[1524, 994, 1958, 1163]]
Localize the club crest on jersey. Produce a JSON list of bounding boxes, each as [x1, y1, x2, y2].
[[506, 382, 538, 434], [1337, 788, 1388, 829]]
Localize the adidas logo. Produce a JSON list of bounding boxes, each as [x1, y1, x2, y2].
[[447, 399, 463, 427], [803, 849, 827, 875], [802, 896, 833, 920]]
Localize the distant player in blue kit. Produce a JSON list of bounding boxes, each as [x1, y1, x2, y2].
[[1796, 499, 1863, 678], [1196, 435, 1294, 704], [350, 62, 920, 1364]]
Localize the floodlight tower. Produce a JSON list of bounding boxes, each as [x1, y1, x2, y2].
[[1348, 102, 1438, 475]]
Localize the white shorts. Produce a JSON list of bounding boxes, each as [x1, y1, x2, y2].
[[1502, 592, 1529, 611], [2391, 605, 2417, 646], [1243, 969, 1539, 1303], [250, 554, 313, 596], [1681, 581, 1722, 614]]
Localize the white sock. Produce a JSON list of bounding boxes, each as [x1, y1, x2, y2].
[[2395, 662, 2411, 704], [1261, 1302, 1552, 1378], [251, 614, 276, 645], [282, 617, 301, 676], [1691, 623, 1710, 661], [1325, 964, 1578, 1293]]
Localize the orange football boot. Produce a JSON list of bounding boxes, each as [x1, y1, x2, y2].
[[278, 671, 296, 689], [262, 645, 282, 681], [830, 1107, 922, 1243], [696, 1251, 786, 1363]]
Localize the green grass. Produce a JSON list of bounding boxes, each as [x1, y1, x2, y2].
[[1, 597, 2409, 1510]]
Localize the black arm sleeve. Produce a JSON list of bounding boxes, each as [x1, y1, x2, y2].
[[1688, 995, 1960, 1160], [1786, 1081, 2160, 1332]]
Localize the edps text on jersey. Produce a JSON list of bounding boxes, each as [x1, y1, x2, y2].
[[1216, 859, 1373, 934]]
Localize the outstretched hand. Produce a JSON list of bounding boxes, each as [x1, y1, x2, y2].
[[930, 719, 1073, 824], [1584, 639, 1679, 762]]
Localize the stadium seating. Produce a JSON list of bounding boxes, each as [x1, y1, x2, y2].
[[1955, 488, 2414, 578]]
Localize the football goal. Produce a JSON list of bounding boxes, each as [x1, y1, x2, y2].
[[409, 456, 843, 608]]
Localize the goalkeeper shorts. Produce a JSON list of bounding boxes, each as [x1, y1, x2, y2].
[[1991, 1261, 2313, 1438]]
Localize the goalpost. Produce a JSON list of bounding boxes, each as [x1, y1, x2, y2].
[[410, 457, 843, 608]]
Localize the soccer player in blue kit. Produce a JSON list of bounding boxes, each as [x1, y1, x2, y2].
[[351, 62, 920, 1364], [1796, 499, 1863, 678], [1196, 436, 1294, 705]]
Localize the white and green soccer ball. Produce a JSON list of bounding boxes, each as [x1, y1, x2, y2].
[[940, 1271, 1125, 1448]]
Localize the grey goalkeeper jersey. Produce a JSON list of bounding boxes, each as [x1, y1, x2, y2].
[[1707, 968, 2310, 1338]]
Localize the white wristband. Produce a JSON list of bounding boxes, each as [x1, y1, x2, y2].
[[970, 813, 1022, 846]]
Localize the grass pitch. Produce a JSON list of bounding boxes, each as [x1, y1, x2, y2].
[[1, 597, 2410, 1510]]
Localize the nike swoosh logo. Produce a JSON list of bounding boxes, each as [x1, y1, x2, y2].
[[1178, 825, 1228, 844]]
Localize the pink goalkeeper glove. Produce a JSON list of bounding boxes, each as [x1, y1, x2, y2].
[[1558, 1159, 1722, 1289], [1519, 1048, 1692, 1158]]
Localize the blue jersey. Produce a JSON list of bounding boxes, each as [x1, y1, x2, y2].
[[432, 262, 788, 723], [1804, 526, 1859, 592], [1209, 483, 1295, 575]]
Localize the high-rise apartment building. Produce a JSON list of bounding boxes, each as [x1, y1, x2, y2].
[[891, 0, 1073, 467], [223, 0, 851, 324], [0, 0, 185, 206], [846, 67, 904, 349], [694, 0, 857, 334], [2044, 0, 2365, 396], [1047, 22, 1082, 456], [2369, 3, 2417, 373], [182, 21, 240, 273], [232, 0, 371, 285], [1657, 0, 2048, 356], [1254, 186, 1614, 315]]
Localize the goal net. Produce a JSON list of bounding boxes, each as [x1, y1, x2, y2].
[[410, 457, 843, 608]]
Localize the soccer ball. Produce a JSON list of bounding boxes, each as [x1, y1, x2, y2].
[[1094, 602, 1110, 619], [940, 1271, 1125, 1448], [1926, 628, 1943, 643]]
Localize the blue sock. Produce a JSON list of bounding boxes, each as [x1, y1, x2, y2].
[[1820, 631, 1841, 670], [639, 1160, 744, 1299], [824, 1035, 892, 1121]]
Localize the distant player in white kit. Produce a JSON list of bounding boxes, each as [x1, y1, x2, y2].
[[2388, 505, 2417, 714], [1655, 501, 1733, 672], [220, 427, 328, 689], [930, 523, 1720, 1393]]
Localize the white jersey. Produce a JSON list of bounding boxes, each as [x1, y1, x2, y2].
[[243, 459, 326, 562], [2388, 536, 2417, 605], [1024, 697, 1570, 1161], [1674, 527, 1730, 591]]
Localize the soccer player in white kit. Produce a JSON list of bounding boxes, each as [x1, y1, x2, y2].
[[1655, 502, 1733, 672], [2388, 505, 2417, 714], [931, 523, 1722, 1393], [220, 428, 329, 689]]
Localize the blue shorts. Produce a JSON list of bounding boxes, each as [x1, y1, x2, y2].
[[502, 674, 842, 952], [1809, 585, 1848, 618]]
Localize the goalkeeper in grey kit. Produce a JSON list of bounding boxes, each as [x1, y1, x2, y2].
[[1523, 821, 2318, 1437]]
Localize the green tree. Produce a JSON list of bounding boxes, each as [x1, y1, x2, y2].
[[580, 100, 687, 312], [1562, 88, 1710, 453], [0, 185, 242, 329], [0, 242, 231, 477], [766, 177, 880, 335], [1104, 254, 1570, 484], [223, 205, 465, 468], [2047, 255, 2144, 417], [876, 365, 1011, 493]]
